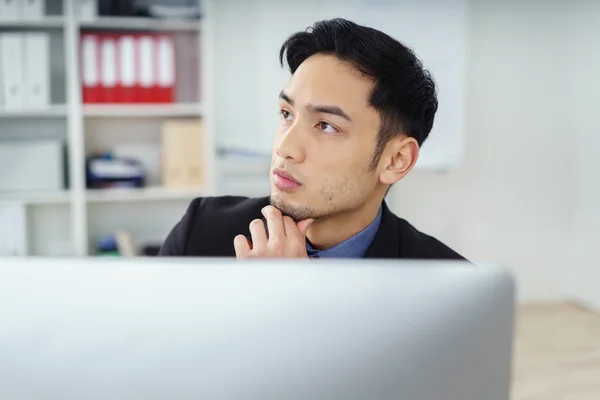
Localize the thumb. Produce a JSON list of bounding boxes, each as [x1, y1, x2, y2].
[[295, 218, 314, 236]]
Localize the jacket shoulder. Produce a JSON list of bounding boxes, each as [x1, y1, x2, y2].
[[185, 195, 269, 256], [192, 195, 268, 215], [395, 217, 466, 260], [159, 195, 269, 256]]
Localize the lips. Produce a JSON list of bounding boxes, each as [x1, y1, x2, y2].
[[273, 169, 300, 185], [273, 168, 301, 191]]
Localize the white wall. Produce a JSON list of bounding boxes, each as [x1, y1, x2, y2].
[[388, 1, 574, 301], [209, 0, 597, 303], [567, 1, 600, 310], [211, 0, 469, 171]]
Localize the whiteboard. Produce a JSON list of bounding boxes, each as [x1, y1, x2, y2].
[[210, 0, 468, 171]]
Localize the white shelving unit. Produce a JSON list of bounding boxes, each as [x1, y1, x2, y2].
[[0, 0, 215, 256], [0, 16, 65, 28], [0, 190, 71, 205], [85, 186, 204, 204], [0, 104, 68, 118], [82, 103, 203, 118]]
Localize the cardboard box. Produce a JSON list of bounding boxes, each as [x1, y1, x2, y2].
[[0, 139, 64, 192], [161, 119, 203, 188]]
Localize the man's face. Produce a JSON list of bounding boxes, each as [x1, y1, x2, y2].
[[270, 54, 382, 221]]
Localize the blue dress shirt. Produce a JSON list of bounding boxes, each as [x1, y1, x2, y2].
[[306, 206, 382, 258]]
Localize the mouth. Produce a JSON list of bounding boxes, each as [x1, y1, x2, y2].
[[272, 168, 302, 191]]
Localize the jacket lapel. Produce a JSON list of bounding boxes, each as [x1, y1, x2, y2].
[[364, 201, 400, 258]]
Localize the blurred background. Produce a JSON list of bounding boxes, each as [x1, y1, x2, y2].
[[0, 0, 599, 397]]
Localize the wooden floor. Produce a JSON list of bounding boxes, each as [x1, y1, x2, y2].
[[512, 302, 600, 400]]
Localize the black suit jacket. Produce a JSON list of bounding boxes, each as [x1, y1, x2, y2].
[[159, 196, 465, 260]]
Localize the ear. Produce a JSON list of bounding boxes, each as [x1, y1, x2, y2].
[[378, 136, 420, 185]]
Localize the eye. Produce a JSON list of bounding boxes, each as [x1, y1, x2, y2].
[[280, 110, 294, 121], [317, 121, 337, 133]]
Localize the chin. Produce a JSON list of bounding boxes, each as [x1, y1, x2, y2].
[[269, 193, 316, 222]]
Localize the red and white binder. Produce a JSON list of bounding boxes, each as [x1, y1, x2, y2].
[[80, 33, 101, 103], [116, 34, 136, 103], [136, 34, 155, 103], [99, 33, 118, 103], [80, 32, 176, 104], [155, 34, 175, 103]]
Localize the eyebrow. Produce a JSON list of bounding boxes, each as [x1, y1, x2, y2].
[[279, 90, 294, 106], [279, 90, 353, 122]]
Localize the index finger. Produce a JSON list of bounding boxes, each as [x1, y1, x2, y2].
[[261, 206, 286, 238], [284, 217, 313, 240], [283, 216, 302, 239]]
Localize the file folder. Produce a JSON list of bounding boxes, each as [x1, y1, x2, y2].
[[99, 33, 118, 103], [81, 33, 100, 103], [0, 0, 19, 21], [116, 34, 136, 103], [18, 0, 44, 20], [137, 34, 155, 103], [24, 32, 50, 109], [1, 33, 24, 110], [80, 32, 177, 104], [156, 34, 175, 103]]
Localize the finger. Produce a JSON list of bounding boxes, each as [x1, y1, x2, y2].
[[249, 219, 268, 252], [283, 216, 299, 239], [234, 234, 251, 258], [296, 219, 314, 237], [261, 206, 286, 238]]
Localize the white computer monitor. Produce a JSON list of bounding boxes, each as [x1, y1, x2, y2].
[[0, 258, 515, 400]]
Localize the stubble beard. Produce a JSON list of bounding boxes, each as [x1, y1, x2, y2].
[[269, 175, 359, 222], [269, 194, 319, 222], [269, 156, 377, 222]]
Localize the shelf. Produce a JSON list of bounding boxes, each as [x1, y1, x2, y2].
[[0, 105, 67, 118], [83, 103, 203, 118], [0, 190, 70, 205], [0, 17, 65, 29], [78, 17, 201, 32], [86, 186, 204, 203]]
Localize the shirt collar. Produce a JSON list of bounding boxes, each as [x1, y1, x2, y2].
[[306, 206, 383, 258]]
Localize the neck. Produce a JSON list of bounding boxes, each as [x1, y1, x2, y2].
[[306, 195, 384, 250]]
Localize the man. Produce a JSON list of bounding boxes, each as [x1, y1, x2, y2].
[[159, 18, 464, 260]]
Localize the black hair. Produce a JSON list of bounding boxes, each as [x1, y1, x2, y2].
[[279, 18, 438, 170]]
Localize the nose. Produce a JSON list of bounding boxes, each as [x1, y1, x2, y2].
[[275, 122, 306, 163]]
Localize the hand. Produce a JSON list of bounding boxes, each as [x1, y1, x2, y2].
[[234, 206, 314, 259]]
